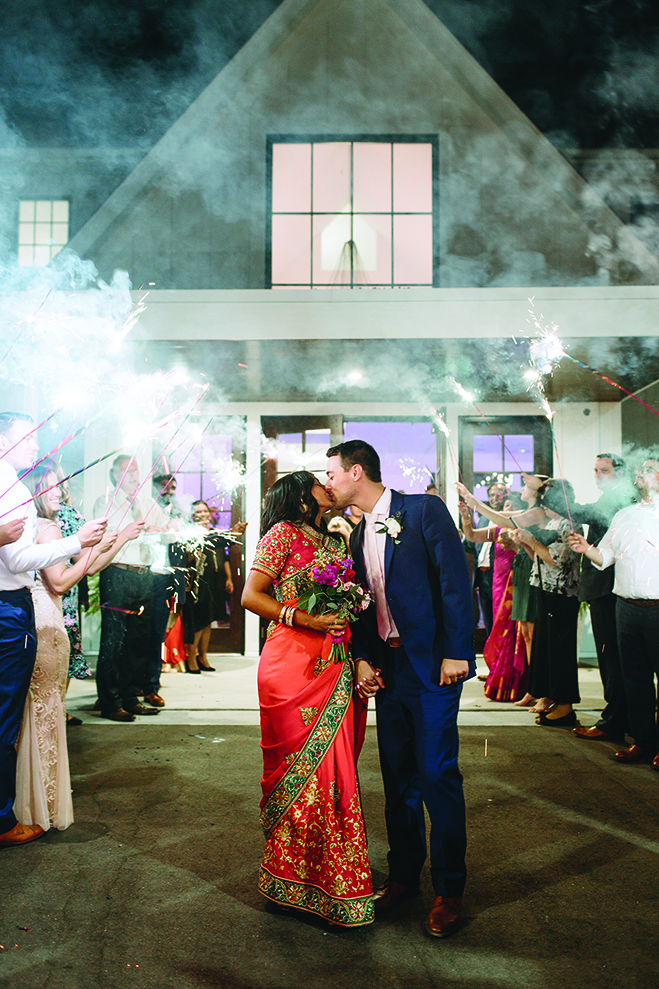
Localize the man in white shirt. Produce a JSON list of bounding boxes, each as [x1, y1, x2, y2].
[[0, 412, 106, 846], [93, 455, 170, 721], [569, 458, 659, 768]]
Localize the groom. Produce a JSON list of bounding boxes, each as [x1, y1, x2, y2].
[[326, 440, 475, 937]]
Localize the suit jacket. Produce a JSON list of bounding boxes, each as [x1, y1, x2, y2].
[[349, 490, 475, 689]]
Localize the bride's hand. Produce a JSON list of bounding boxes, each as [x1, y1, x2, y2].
[[299, 611, 347, 636], [356, 659, 384, 698]]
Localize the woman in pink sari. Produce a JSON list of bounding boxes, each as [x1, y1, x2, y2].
[[242, 471, 374, 927]]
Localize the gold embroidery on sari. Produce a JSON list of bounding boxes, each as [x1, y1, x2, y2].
[[329, 781, 340, 806], [299, 706, 318, 726], [314, 654, 330, 677]]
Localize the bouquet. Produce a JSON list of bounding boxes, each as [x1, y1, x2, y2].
[[296, 557, 372, 663]]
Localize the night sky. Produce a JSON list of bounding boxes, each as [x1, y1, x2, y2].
[[2, 0, 659, 150]]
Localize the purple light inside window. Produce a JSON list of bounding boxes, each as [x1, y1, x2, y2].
[[504, 435, 534, 472], [473, 435, 502, 474], [343, 421, 436, 493]]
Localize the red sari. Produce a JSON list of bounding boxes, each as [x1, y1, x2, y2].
[[251, 521, 374, 927]]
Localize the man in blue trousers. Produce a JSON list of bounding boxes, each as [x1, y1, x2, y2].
[[0, 412, 106, 846], [326, 439, 475, 937]]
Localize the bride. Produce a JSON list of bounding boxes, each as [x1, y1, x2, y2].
[[242, 471, 374, 927], [15, 464, 142, 831]]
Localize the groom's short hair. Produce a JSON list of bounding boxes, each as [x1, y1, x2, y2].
[[326, 440, 382, 483], [0, 411, 33, 436]]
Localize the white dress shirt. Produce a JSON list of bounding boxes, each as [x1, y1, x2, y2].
[[594, 499, 659, 599], [0, 461, 81, 590], [93, 488, 170, 568], [362, 487, 400, 641]]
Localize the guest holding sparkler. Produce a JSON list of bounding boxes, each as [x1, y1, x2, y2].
[[569, 458, 659, 767], [15, 463, 142, 832], [93, 455, 171, 721], [458, 494, 528, 702], [456, 473, 549, 706], [570, 454, 636, 743], [181, 500, 233, 673], [512, 480, 582, 727], [241, 471, 374, 927], [0, 412, 106, 847]]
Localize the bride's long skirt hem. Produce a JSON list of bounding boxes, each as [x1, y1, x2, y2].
[[259, 868, 374, 927]]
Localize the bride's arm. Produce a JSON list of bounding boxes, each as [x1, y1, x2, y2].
[[241, 570, 345, 635]]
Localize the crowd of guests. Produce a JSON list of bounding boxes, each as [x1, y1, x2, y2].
[[2, 407, 658, 869], [457, 452, 659, 771], [0, 412, 244, 846]]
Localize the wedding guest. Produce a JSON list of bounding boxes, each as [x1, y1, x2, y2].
[[513, 480, 582, 727], [241, 471, 373, 926], [569, 458, 659, 767], [0, 412, 106, 847], [570, 454, 636, 742], [93, 456, 170, 721], [181, 500, 233, 673], [15, 464, 141, 832]]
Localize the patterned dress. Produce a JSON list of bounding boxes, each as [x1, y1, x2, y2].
[[251, 521, 374, 927], [57, 504, 92, 679], [15, 519, 74, 831]]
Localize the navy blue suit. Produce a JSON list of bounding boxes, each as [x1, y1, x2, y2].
[[350, 490, 475, 897]]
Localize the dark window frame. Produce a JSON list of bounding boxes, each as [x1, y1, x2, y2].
[[265, 134, 440, 289]]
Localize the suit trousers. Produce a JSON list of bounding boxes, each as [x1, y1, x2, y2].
[[96, 566, 153, 714], [145, 573, 172, 696], [0, 588, 37, 832], [616, 597, 659, 753], [589, 594, 627, 737], [375, 643, 467, 898]]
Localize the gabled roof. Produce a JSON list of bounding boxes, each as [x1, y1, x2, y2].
[[66, 0, 659, 280]]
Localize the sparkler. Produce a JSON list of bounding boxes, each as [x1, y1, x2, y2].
[[526, 302, 659, 418]]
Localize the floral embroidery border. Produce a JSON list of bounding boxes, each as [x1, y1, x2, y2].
[[259, 867, 374, 927], [260, 661, 353, 837]]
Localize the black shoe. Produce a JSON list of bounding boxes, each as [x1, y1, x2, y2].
[[198, 662, 215, 672], [184, 661, 201, 675], [536, 710, 577, 728], [124, 703, 160, 716], [66, 715, 83, 727], [374, 880, 419, 914]]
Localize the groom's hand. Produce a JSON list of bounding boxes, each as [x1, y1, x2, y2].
[[440, 658, 470, 686]]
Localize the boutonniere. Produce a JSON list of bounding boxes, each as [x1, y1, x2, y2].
[[376, 511, 404, 544]]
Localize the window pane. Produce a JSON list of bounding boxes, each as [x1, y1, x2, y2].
[[17, 245, 34, 267], [313, 213, 351, 284], [51, 223, 68, 246], [353, 142, 391, 212], [504, 435, 534, 472], [19, 201, 35, 221], [344, 421, 436, 493], [276, 433, 303, 473], [312, 143, 351, 212], [35, 200, 52, 222], [175, 473, 202, 508], [171, 436, 202, 472], [271, 214, 311, 284], [352, 214, 391, 283], [34, 245, 51, 266], [393, 144, 432, 212], [272, 143, 311, 212], [34, 223, 51, 245], [473, 435, 502, 474], [52, 200, 69, 222], [393, 214, 433, 283], [18, 223, 34, 245]]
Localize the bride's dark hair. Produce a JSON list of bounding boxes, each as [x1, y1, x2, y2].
[[261, 471, 334, 538]]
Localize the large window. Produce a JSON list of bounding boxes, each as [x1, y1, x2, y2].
[[459, 416, 553, 500], [18, 200, 69, 267], [267, 136, 438, 288]]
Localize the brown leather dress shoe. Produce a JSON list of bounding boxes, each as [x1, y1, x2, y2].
[[374, 880, 419, 914], [427, 895, 463, 937], [613, 744, 648, 763], [125, 703, 160, 716], [573, 726, 618, 741], [101, 708, 136, 722], [0, 823, 45, 846], [144, 693, 165, 707]]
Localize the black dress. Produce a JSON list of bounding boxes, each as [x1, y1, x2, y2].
[[182, 532, 229, 643]]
